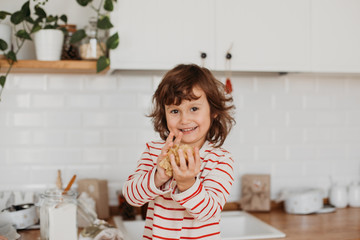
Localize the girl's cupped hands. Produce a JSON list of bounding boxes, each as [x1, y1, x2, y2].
[[170, 143, 201, 192], [155, 132, 182, 187]]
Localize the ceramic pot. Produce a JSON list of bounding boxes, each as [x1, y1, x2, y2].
[[348, 182, 360, 207], [34, 29, 64, 61], [329, 184, 348, 208]]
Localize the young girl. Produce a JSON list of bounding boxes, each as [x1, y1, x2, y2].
[[123, 64, 235, 239]]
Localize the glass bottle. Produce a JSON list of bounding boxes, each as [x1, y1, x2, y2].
[[61, 24, 80, 60], [79, 17, 108, 60], [39, 189, 77, 240]]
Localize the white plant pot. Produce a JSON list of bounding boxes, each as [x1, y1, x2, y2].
[[0, 23, 12, 58], [34, 29, 64, 61]]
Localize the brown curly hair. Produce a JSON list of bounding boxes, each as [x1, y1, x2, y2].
[[148, 64, 235, 147]]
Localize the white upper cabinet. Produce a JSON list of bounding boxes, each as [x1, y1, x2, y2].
[[215, 0, 311, 72], [110, 0, 215, 70], [111, 0, 360, 73], [311, 0, 360, 73]]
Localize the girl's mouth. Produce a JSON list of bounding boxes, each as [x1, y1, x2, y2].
[[180, 126, 197, 133]]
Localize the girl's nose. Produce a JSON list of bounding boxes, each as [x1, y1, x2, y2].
[[180, 112, 191, 124]]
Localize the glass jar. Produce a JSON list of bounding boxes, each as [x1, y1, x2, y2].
[[61, 24, 80, 60], [39, 189, 77, 240], [79, 17, 108, 60]]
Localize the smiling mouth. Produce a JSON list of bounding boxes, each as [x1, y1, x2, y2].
[[180, 126, 197, 133]]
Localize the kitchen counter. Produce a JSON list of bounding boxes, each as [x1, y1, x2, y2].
[[17, 207, 360, 240]]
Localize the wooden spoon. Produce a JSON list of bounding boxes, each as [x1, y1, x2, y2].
[[62, 174, 77, 195]]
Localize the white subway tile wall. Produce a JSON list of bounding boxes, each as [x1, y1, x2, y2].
[[0, 72, 359, 205]]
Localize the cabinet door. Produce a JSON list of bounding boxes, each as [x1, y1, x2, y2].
[[215, 0, 311, 72], [110, 0, 215, 70], [311, 0, 360, 73]]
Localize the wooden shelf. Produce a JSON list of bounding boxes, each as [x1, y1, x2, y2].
[[0, 59, 109, 74]]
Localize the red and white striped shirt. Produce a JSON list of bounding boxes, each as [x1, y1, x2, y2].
[[123, 140, 234, 240]]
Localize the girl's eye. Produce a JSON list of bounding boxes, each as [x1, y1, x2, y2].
[[191, 107, 198, 112], [170, 109, 178, 114]]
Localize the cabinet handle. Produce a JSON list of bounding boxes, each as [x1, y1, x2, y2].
[[226, 53, 232, 60], [200, 52, 207, 59]]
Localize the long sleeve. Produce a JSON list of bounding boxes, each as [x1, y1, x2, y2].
[[172, 146, 234, 222], [122, 142, 170, 207]]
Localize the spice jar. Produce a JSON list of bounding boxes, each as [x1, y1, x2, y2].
[[60, 24, 80, 60], [39, 189, 77, 240], [79, 17, 108, 60]]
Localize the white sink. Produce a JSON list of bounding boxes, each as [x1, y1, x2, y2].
[[114, 211, 285, 240]]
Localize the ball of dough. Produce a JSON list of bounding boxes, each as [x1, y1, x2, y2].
[[159, 144, 193, 177]]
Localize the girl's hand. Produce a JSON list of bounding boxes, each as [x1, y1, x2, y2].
[[170, 146, 201, 192], [154, 132, 182, 188]]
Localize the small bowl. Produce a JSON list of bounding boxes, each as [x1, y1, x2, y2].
[[0, 203, 39, 229]]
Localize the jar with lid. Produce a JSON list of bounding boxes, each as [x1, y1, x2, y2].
[[79, 17, 108, 60], [60, 24, 80, 60], [39, 189, 77, 240]]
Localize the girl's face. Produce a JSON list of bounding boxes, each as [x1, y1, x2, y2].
[[165, 86, 212, 149]]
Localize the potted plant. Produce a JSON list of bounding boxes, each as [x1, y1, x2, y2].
[[71, 0, 119, 72], [31, 2, 68, 61]]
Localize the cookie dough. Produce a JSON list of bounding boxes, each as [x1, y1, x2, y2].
[[159, 144, 193, 177]]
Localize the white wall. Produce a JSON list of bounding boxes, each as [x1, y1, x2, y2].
[[1, 71, 359, 205]]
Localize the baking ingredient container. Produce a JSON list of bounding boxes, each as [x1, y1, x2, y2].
[[280, 188, 324, 214], [348, 182, 360, 207], [39, 189, 77, 240], [0, 203, 38, 229], [329, 184, 348, 208]]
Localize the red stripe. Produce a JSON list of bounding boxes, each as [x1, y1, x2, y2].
[[182, 222, 218, 229], [152, 234, 179, 240], [160, 195, 173, 201], [214, 168, 234, 181], [180, 231, 220, 239], [140, 174, 153, 199], [154, 203, 185, 211], [149, 145, 162, 150], [204, 150, 224, 157], [147, 169, 157, 195], [151, 141, 165, 144], [153, 213, 183, 221], [153, 224, 181, 231], [145, 226, 152, 230], [131, 181, 145, 205], [141, 157, 154, 162], [179, 184, 202, 204], [138, 163, 154, 168], [218, 161, 233, 170], [191, 198, 204, 211], [203, 178, 230, 195]]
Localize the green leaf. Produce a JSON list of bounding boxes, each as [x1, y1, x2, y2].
[[46, 15, 57, 23], [31, 24, 41, 33], [60, 15, 67, 24], [0, 76, 6, 88], [0, 39, 8, 51], [70, 29, 86, 44], [97, 56, 110, 73], [0, 11, 11, 20], [16, 30, 32, 40], [97, 16, 113, 29], [21, 1, 31, 17], [10, 11, 25, 25], [104, 0, 114, 11], [106, 32, 119, 49], [25, 16, 35, 24], [6, 51, 17, 63], [35, 6, 47, 19], [76, 0, 92, 6]]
